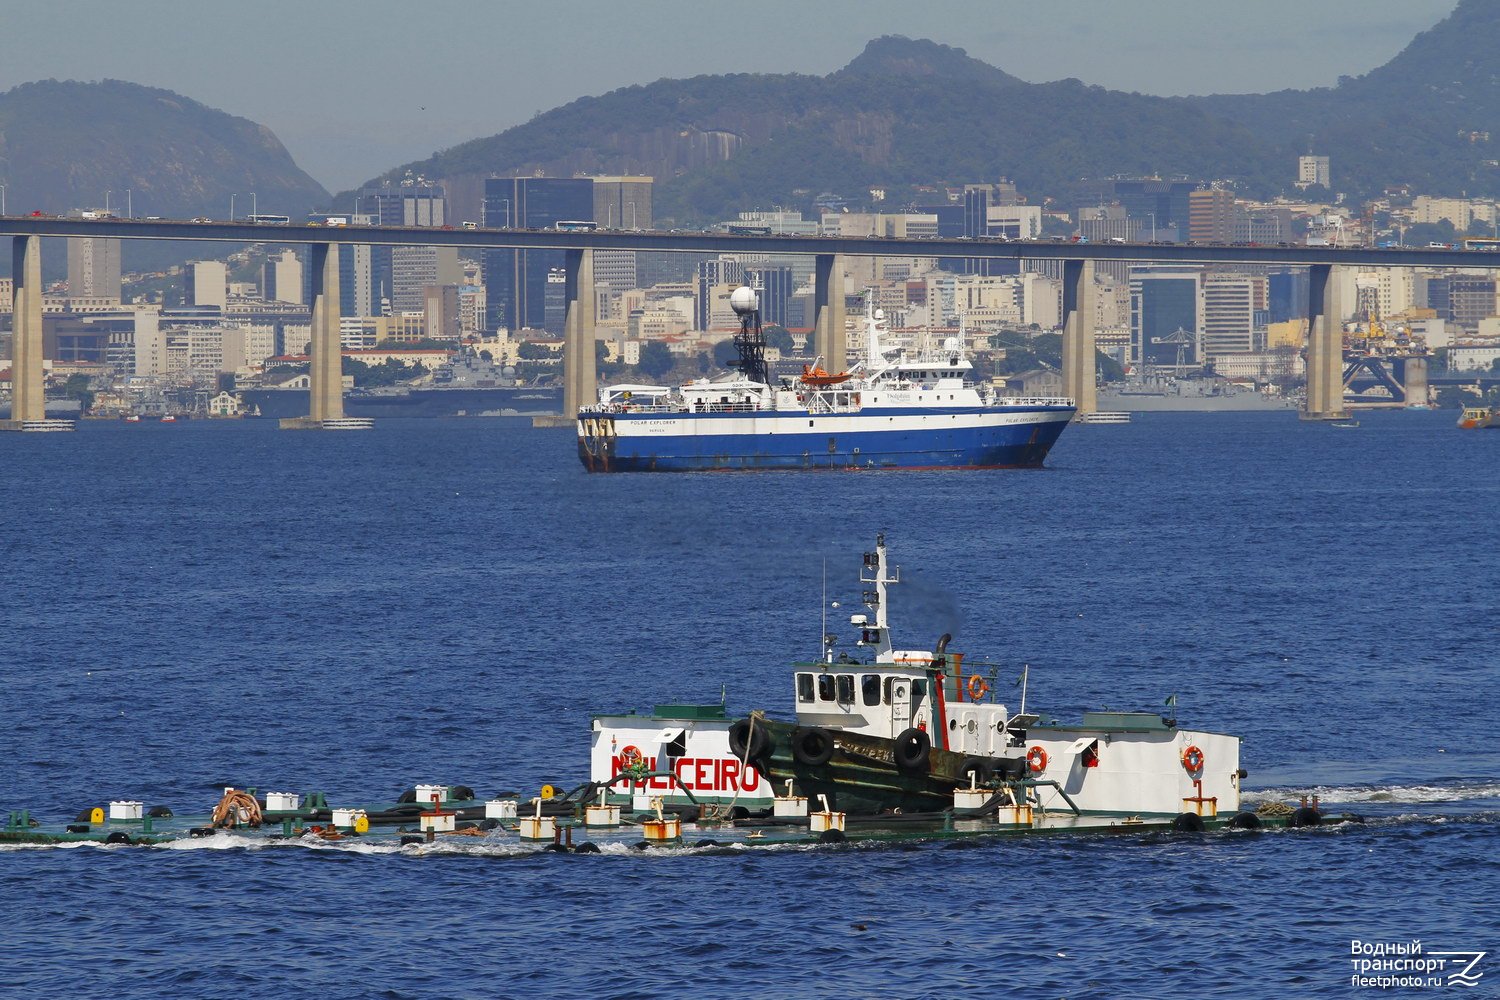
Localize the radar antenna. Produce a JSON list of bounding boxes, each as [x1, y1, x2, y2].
[[728, 284, 770, 385]]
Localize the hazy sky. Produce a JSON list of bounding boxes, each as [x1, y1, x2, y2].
[[0, 0, 1459, 193]]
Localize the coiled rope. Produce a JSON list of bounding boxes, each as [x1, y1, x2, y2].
[[212, 789, 264, 828]]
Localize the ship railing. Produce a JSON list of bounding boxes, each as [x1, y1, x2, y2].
[[579, 399, 763, 415], [994, 396, 1076, 407], [580, 402, 678, 415]]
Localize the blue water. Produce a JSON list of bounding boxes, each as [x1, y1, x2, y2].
[[3, 412, 1497, 999]]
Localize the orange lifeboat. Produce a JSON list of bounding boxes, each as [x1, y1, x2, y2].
[[800, 365, 852, 387]]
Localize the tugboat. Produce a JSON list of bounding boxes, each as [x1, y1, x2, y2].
[[592, 536, 1247, 829], [1457, 406, 1497, 429]]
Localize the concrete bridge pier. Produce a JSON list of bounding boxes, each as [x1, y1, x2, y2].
[[533, 248, 596, 428], [2, 235, 73, 432], [1399, 355, 1430, 408], [1060, 258, 1098, 417], [1302, 263, 1350, 421], [813, 254, 847, 373], [281, 243, 370, 430], [564, 248, 597, 415]]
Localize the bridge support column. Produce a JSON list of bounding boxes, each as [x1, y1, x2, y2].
[[1, 235, 70, 432], [1060, 258, 1097, 416], [813, 254, 847, 373], [282, 243, 367, 430], [564, 248, 597, 415], [1302, 263, 1349, 421], [1401, 355, 1430, 408]]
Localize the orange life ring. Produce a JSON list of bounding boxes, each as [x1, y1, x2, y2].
[[967, 675, 989, 701], [1026, 746, 1048, 773], [1181, 745, 1204, 773]]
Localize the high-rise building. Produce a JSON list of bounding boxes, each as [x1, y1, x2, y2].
[[1201, 273, 1259, 357], [1297, 155, 1331, 190], [591, 176, 653, 230], [695, 257, 744, 330], [1267, 269, 1308, 323], [189, 261, 228, 310], [1187, 189, 1235, 243], [390, 246, 461, 315], [746, 266, 795, 328], [355, 176, 446, 227], [482, 177, 594, 331], [1094, 180, 1198, 242], [1131, 266, 1202, 366], [261, 250, 304, 305], [1447, 274, 1495, 329], [66, 235, 121, 300]]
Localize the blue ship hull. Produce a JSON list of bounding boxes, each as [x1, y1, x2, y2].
[[578, 407, 1073, 472]]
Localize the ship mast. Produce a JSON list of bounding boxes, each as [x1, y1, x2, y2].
[[858, 533, 898, 660], [728, 285, 769, 386]]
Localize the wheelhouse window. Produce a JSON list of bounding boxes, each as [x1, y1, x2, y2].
[[817, 674, 836, 702], [861, 674, 881, 706], [797, 673, 815, 703], [836, 674, 855, 704]]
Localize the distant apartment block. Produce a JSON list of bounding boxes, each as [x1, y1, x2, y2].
[[1187, 189, 1235, 243], [1297, 155, 1331, 190], [356, 175, 446, 227], [591, 176, 653, 230], [66, 234, 121, 301]]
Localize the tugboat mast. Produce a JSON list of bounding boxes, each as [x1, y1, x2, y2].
[[857, 533, 898, 660]]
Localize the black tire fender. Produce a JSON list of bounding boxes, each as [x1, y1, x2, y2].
[[894, 728, 931, 772], [728, 719, 769, 762], [1288, 806, 1322, 828], [792, 727, 835, 767], [1172, 812, 1207, 832]]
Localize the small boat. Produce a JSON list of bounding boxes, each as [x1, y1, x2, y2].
[[799, 363, 852, 387], [1457, 406, 1497, 429], [122, 414, 142, 423], [1330, 420, 1360, 428], [160, 415, 177, 423]]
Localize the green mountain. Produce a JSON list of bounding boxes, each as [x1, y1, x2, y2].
[[0, 79, 328, 220], [365, 36, 1277, 224], [1181, 0, 1500, 199], [361, 2, 1500, 224]]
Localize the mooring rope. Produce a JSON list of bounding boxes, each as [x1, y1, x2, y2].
[[211, 789, 264, 828]]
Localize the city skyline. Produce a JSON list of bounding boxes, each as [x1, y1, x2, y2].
[[0, 0, 1459, 191]]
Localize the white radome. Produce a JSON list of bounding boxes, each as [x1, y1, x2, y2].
[[729, 286, 759, 315]]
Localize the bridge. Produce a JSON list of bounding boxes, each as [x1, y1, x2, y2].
[[3, 215, 1485, 430]]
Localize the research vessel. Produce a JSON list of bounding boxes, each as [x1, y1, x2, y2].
[[577, 290, 1075, 471]]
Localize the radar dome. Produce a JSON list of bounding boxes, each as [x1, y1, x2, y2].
[[943, 337, 960, 350], [729, 286, 759, 315]]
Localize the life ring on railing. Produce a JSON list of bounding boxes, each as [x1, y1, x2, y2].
[[1026, 746, 1048, 773], [967, 675, 989, 701], [1181, 745, 1204, 773]]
